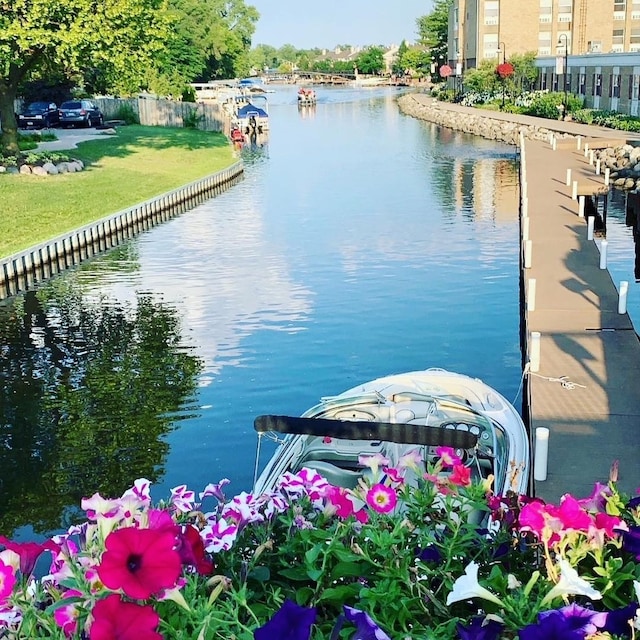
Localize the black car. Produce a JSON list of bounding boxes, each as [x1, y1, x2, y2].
[[17, 102, 60, 129], [58, 100, 104, 128]]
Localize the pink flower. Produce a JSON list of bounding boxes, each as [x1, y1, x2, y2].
[[436, 447, 462, 467], [53, 589, 83, 637], [557, 494, 594, 533], [366, 484, 398, 514], [201, 518, 238, 553], [358, 453, 391, 477], [90, 594, 161, 640], [169, 485, 196, 513], [0, 559, 16, 602], [0, 537, 59, 577], [176, 525, 214, 575], [96, 527, 182, 599], [449, 464, 471, 487], [397, 449, 423, 471], [325, 487, 369, 523]]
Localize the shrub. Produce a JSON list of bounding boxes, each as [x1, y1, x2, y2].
[[112, 103, 139, 125], [183, 106, 204, 129]]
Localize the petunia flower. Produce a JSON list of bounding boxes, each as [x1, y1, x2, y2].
[[254, 599, 316, 640], [0, 537, 60, 577], [541, 557, 602, 605], [343, 605, 392, 640], [456, 616, 504, 640], [89, 594, 161, 640], [170, 485, 196, 513], [176, 525, 214, 575], [52, 589, 83, 637], [446, 562, 504, 607], [449, 463, 471, 487], [365, 484, 398, 514], [602, 603, 639, 636], [358, 453, 391, 479], [96, 527, 182, 599], [325, 486, 368, 523], [0, 559, 16, 602], [397, 448, 423, 471], [617, 525, 640, 560], [199, 479, 230, 503], [121, 478, 152, 503], [201, 517, 239, 553], [436, 446, 462, 467], [520, 603, 606, 640]]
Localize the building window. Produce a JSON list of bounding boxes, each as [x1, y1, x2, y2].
[[630, 74, 640, 100], [484, 0, 499, 25], [579, 73, 586, 95], [614, 0, 627, 9], [631, 26, 640, 43], [538, 31, 552, 56], [611, 74, 621, 98], [539, 0, 552, 21], [612, 29, 625, 45], [552, 73, 559, 91], [594, 73, 602, 96], [558, 0, 572, 20], [541, 73, 548, 90], [483, 33, 499, 58]]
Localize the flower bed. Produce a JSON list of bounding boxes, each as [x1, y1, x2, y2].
[[0, 449, 638, 639]]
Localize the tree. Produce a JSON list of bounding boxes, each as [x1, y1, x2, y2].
[[509, 52, 540, 93], [0, 0, 173, 154], [355, 47, 385, 75], [416, 0, 453, 63], [398, 46, 432, 78]]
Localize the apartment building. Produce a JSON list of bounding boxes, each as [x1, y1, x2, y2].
[[449, 0, 640, 71]]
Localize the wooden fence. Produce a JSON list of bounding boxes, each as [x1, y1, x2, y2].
[[93, 97, 230, 133]]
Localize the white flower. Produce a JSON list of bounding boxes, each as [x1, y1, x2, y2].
[[541, 557, 602, 605], [446, 561, 504, 606]]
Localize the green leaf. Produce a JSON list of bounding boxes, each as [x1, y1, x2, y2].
[[317, 583, 363, 606], [248, 566, 271, 583]]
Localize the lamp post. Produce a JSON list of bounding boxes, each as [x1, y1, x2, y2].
[[558, 34, 569, 120], [499, 42, 506, 110]]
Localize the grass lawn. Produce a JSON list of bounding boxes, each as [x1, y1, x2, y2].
[[0, 125, 237, 258]]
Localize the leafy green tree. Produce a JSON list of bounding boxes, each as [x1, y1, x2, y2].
[[0, 0, 172, 154], [393, 41, 410, 75], [463, 60, 501, 94], [417, 0, 453, 63], [355, 47, 385, 75], [509, 52, 539, 93], [248, 44, 279, 73], [399, 47, 432, 78]]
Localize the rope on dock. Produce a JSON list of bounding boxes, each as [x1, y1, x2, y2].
[[528, 371, 586, 390]]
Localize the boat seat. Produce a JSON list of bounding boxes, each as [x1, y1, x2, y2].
[[297, 460, 362, 489]]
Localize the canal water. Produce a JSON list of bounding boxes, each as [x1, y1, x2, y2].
[[1, 86, 637, 539]]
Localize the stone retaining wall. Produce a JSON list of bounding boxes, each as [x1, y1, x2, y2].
[[397, 94, 556, 146]]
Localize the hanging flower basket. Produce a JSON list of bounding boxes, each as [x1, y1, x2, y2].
[[439, 64, 452, 78], [496, 62, 515, 79]]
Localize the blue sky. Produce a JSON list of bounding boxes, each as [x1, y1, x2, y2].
[[248, 0, 433, 49]]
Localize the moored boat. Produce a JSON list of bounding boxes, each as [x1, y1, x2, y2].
[[252, 368, 530, 497]]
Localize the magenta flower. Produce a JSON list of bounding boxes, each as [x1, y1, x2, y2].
[[201, 517, 238, 553], [53, 589, 83, 637], [0, 537, 59, 577], [254, 599, 316, 640], [199, 479, 230, 502], [90, 594, 161, 640], [176, 525, 214, 575], [96, 527, 182, 599], [169, 485, 196, 513], [436, 446, 462, 467], [365, 484, 398, 514], [0, 559, 16, 602], [325, 486, 369, 523]]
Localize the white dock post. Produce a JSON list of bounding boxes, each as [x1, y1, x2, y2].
[[527, 278, 537, 311], [596, 158, 601, 175], [576, 136, 582, 150], [604, 168, 610, 186], [578, 195, 585, 218], [589, 149, 595, 165], [534, 427, 550, 482], [522, 197, 528, 217], [619, 281, 629, 314], [566, 168, 572, 186], [572, 181, 578, 200], [599, 239, 608, 269], [530, 331, 541, 372], [522, 181, 528, 200], [524, 240, 533, 268], [552, 137, 557, 151], [523, 216, 530, 241], [587, 216, 595, 240]]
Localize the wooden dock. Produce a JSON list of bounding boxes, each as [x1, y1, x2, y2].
[[522, 135, 640, 502]]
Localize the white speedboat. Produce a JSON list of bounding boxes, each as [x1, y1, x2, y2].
[[253, 369, 530, 496]]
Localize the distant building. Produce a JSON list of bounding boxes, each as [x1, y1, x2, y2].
[[449, 0, 640, 71]]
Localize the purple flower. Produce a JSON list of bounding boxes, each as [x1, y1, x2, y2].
[[343, 606, 391, 640], [520, 604, 607, 640], [456, 616, 504, 640], [602, 603, 638, 636], [617, 525, 640, 559], [254, 600, 316, 640], [416, 544, 442, 564], [627, 495, 640, 510]]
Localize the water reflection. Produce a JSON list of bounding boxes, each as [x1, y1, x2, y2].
[[0, 283, 202, 535]]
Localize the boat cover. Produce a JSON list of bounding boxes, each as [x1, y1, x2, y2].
[[237, 104, 268, 118]]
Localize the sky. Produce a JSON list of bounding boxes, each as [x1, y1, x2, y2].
[[248, 0, 433, 50]]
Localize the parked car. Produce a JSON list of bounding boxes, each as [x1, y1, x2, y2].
[[58, 100, 104, 128], [17, 102, 60, 129]]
